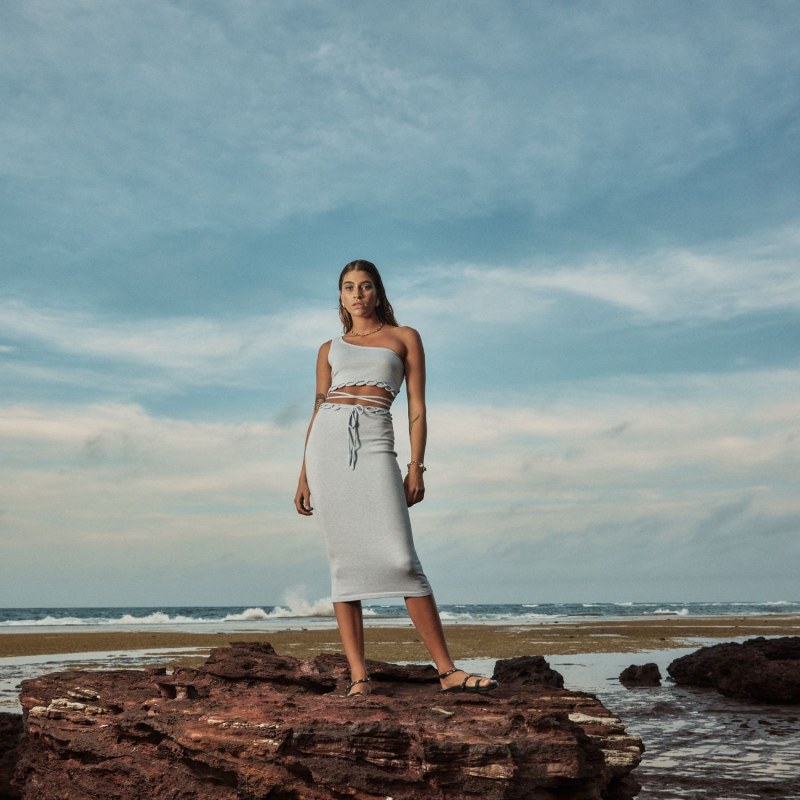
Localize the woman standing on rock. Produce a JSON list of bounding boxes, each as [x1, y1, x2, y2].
[[294, 259, 498, 698]]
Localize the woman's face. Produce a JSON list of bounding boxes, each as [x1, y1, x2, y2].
[[340, 270, 379, 319]]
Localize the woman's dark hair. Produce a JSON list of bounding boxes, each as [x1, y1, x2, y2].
[[338, 260, 399, 332]]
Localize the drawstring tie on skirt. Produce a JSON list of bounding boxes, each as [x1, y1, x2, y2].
[[317, 401, 392, 470], [347, 406, 362, 469]]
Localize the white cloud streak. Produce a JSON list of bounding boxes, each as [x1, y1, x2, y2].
[[430, 394, 798, 499], [398, 221, 800, 327], [528, 224, 800, 321], [0, 301, 331, 379]]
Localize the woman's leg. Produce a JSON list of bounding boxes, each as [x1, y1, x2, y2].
[[334, 600, 370, 694], [405, 594, 496, 690], [403, 594, 455, 674]]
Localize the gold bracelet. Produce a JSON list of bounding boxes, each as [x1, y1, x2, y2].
[[407, 461, 426, 472]]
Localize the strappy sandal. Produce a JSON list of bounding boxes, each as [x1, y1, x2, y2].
[[438, 668, 498, 694], [340, 676, 371, 698]]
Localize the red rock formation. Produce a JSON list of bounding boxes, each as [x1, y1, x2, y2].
[[0, 712, 23, 799], [667, 636, 800, 703], [493, 655, 565, 688], [13, 642, 643, 799]]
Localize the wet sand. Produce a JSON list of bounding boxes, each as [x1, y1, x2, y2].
[[2, 615, 798, 665]]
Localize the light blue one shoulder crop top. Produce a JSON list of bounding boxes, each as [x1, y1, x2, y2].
[[324, 337, 406, 468], [327, 336, 405, 407]]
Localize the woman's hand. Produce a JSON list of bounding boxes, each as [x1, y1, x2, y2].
[[403, 469, 425, 507], [295, 478, 313, 516]]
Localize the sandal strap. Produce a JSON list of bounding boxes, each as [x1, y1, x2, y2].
[[437, 668, 461, 680], [460, 673, 497, 689], [342, 676, 371, 698]]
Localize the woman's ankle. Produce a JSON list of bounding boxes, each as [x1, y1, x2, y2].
[[348, 664, 369, 681]]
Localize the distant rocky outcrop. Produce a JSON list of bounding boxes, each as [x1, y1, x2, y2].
[[10, 641, 644, 799], [619, 663, 661, 688], [667, 636, 800, 703]]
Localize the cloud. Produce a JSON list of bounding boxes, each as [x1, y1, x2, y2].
[[2, 0, 798, 252], [529, 224, 800, 321], [395, 220, 800, 330], [0, 401, 296, 489], [396, 368, 800, 586], [4, 362, 796, 561], [0, 401, 307, 594], [416, 498, 800, 602], [0, 398, 327, 603], [407, 370, 800, 600], [0, 300, 332, 382]]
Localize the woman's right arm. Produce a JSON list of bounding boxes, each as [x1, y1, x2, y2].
[[294, 341, 332, 516]]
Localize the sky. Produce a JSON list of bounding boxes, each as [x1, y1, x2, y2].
[[1, 0, 799, 608]]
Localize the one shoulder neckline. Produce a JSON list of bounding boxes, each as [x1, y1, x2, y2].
[[339, 336, 403, 362]]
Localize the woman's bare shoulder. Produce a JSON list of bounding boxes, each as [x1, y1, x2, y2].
[[394, 325, 422, 344], [317, 339, 333, 357]]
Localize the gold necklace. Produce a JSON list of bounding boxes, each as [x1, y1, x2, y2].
[[348, 322, 385, 337]]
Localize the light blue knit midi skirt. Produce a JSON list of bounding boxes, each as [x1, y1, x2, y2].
[[304, 404, 432, 602]]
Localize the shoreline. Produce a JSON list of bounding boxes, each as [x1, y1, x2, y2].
[[2, 615, 798, 664]]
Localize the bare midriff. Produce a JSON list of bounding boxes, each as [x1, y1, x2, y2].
[[324, 383, 396, 410], [323, 382, 398, 469]]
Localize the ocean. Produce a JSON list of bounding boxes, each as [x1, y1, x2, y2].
[[2, 599, 798, 632]]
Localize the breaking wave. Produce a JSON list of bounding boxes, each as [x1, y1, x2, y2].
[[2, 600, 797, 628]]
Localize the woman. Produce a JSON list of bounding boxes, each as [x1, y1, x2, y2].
[[294, 260, 498, 697]]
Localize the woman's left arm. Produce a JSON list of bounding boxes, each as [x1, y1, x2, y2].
[[402, 327, 427, 507]]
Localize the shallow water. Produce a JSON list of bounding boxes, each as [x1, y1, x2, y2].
[[462, 648, 800, 798], [418, 649, 796, 798], [0, 647, 203, 713], [544, 649, 800, 800]]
